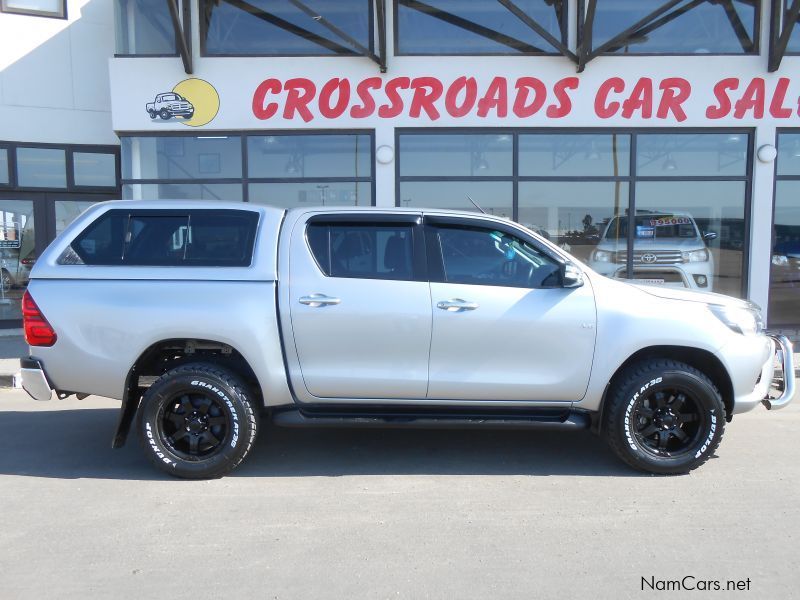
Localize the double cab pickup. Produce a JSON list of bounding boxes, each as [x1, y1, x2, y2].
[[20, 201, 794, 478]]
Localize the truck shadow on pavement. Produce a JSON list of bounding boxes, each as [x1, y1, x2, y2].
[[0, 408, 639, 480]]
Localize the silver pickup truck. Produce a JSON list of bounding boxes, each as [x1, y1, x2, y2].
[[20, 201, 794, 479]]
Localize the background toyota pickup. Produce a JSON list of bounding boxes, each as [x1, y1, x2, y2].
[[19, 201, 794, 479]]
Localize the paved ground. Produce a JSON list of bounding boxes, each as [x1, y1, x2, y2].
[[0, 389, 798, 600]]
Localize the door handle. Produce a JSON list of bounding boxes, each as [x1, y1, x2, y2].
[[437, 298, 479, 312], [299, 294, 341, 307]]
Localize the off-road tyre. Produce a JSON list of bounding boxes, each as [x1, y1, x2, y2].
[[603, 359, 725, 475], [137, 362, 258, 479]]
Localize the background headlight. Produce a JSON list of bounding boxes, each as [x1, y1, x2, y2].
[[592, 249, 612, 262], [683, 249, 709, 263], [772, 254, 789, 266], [709, 304, 764, 335]]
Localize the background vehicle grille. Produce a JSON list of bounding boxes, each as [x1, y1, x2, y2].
[[614, 251, 684, 265]]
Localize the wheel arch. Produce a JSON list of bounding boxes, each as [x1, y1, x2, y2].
[[112, 338, 262, 449], [594, 345, 734, 433]]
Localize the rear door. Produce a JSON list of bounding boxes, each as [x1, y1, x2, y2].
[[425, 216, 597, 402], [287, 213, 432, 400]]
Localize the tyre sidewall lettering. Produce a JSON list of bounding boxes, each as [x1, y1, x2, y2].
[[624, 377, 663, 451]]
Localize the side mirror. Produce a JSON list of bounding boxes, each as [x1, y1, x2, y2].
[[561, 262, 584, 288], [703, 231, 718, 242]]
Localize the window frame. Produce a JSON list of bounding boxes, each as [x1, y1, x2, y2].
[[393, 0, 568, 56], [199, 0, 375, 58], [397, 127, 754, 298], [120, 130, 376, 205], [113, 0, 189, 58], [0, 0, 66, 19], [305, 213, 427, 281], [577, 0, 761, 58]]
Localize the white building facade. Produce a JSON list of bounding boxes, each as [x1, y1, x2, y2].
[[2, 0, 800, 341]]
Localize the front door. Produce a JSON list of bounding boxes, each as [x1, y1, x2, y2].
[[288, 214, 431, 400], [425, 217, 597, 402]]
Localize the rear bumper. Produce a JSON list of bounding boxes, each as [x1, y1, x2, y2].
[[20, 357, 53, 402]]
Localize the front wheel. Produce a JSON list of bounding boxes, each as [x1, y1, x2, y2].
[[159, 108, 170, 120], [137, 363, 258, 479], [603, 359, 725, 474]]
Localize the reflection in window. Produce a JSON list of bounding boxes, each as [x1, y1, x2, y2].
[[400, 181, 513, 219], [202, 0, 371, 55], [519, 134, 630, 177], [249, 182, 372, 208], [1, 0, 65, 18], [247, 135, 372, 179], [0, 149, 8, 185], [0, 199, 35, 321], [770, 134, 800, 325], [16, 147, 67, 188], [518, 181, 628, 264], [586, 0, 757, 55], [123, 183, 244, 202], [397, 0, 565, 54], [115, 0, 176, 55], [122, 136, 243, 180], [634, 181, 745, 295], [400, 134, 512, 177], [636, 133, 747, 177], [73, 153, 117, 188]]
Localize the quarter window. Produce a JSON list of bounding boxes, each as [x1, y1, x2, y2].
[[307, 223, 415, 280], [433, 226, 561, 288]]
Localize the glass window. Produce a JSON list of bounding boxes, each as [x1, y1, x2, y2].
[[70, 210, 258, 267], [400, 134, 512, 177], [777, 133, 800, 175], [0, 149, 8, 185], [434, 226, 560, 288], [0, 199, 35, 321], [307, 223, 415, 280], [399, 181, 513, 219], [123, 183, 244, 202], [121, 137, 242, 180], [634, 181, 745, 296], [636, 133, 747, 177], [249, 182, 371, 208], [16, 147, 67, 188], [519, 134, 630, 177], [518, 181, 628, 265], [1, 0, 65, 18], [785, 1, 800, 53], [247, 135, 372, 179], [115, 0, 176, 55], [73, 153, 117, 188], [203, 0, 371, 55], [396, 0, 565, 55], [55, 201, 97, 237], [587, 0, 757, 54]]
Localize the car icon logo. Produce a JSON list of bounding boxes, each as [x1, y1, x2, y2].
[[641, 253, 658, 264]]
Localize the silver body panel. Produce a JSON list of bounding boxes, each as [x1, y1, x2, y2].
[[24, 201, 791, 416]]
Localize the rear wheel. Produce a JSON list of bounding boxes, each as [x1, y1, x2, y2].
[[603, 359, 725, 474], [137, 363, 258, 479]]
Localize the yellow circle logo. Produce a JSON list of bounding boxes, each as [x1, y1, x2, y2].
[[171, 78, 220, 127]]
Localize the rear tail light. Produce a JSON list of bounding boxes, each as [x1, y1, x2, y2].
[[22, 291, 57, 347], [21, 257, 35, 266]]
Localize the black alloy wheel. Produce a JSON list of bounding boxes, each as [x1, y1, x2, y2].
[[159, 391, 231, 461], [630, 387, 706, 458]]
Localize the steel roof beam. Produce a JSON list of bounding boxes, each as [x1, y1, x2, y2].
[[166, 0, 193, 74], [770, 0, 800, 71]]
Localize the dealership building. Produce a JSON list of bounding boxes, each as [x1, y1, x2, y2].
[[1, 0, 800, 338]]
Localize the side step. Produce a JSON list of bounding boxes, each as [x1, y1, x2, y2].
[[272, 406, 592, 431]]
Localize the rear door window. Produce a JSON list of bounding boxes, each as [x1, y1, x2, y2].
[[67, 209, 259, 266], [307, 223, 415, 281]]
